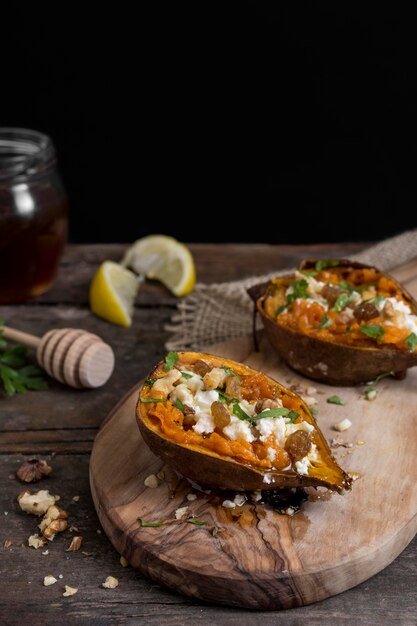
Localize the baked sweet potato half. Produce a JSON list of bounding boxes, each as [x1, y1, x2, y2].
[[249, 259, 417, 385], [136, 352, 351, 493]]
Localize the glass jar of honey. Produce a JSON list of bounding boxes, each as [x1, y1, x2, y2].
[[0, 128, 69, 304]]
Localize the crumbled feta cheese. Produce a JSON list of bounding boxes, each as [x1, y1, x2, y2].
[[43, 575, 57, 586], [191, 389, 219, 434], [251, 490, 262, 502], [222, 500, 236, 509], [223, 415, 255, 443], [295, 457, 310, 475], [233, 494, 247, 507], [267, 447, 276, 462], [303, 395, 317, 407], [334, 418, 352, 432], [263, 473, 272, 484], [256, 416, 287, 446], [186, 493, 197, 501], [285, 420, 314, 439], [308, 443, 319, 462], [174, 506, 188, 519]]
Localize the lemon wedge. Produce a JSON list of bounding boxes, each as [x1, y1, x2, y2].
[[122, 235, 196, 297], [89, 261, 139, 327]]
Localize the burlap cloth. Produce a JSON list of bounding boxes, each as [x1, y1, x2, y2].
[[166, 229, 417, 351]]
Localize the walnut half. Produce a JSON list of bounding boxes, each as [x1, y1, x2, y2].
[[17, 459, 52, 483], [18, 490, 59, 516]]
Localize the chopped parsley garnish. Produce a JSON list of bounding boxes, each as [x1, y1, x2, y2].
[[360, 324, 385, 343], [181, 372, 193, 379], [276, 304, 287, 316], [315, 259, 340, 272], [338, 281, 360, 292], [319, 314, 332, 329], [174, 398, 184, 411], [140, 397, 167, 403], [187, 519, 208, 526], [144, 378, 157, 386], [326, 395, 345, 405], [372, 370, 394, 384], [311, 407, 318, 415], [138, 519, 166, 527], [404, 332, 417, 352], [232, 403, 251, 421], [301, 270, 318, 277], [163, 351, 179, 371], [333, 292, 356, 312], [287, 279, 309, 304], [287, 410, 300, 423], [215, 388, 228, 403], [369, 295, 384, 306], [252, 407, 293, 420], [223, 367, 240, 381]]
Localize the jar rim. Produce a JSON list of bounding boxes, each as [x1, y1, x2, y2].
[[0, 128, 56, 181]]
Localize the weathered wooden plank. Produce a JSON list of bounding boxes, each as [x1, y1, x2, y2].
[[0, 454, 416, 625], [0, 306, 172, 432], [34, 242, 366, 306]]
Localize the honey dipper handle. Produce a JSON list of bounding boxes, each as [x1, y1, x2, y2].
[[2, 326, 41, 350]]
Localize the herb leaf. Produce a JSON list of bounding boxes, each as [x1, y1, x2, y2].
[[187, 519, 208, 526], [404, 332, 417, 352], [287, 279, 309, 305], [181, 372, 193, 379], [276, 304, 287, 316], [144, 378, 157, 386], [163, 351, 179, 371], [326, 395, 345, 405], [232, 403, 251, 421], [319, 314, 332, 329], [311, 407, 318, 415], [287, 410, 300, 423], [223, 367, 240, 381], [253, 407, 291, 420], [0, 325, 48, 396], [360, 324, 385, 343], [333, 292, 356, 312], [315, 259, 340, 272], [372, 370, 394, 384], [140, 397, 167, 403], [138, 518, 166, 527], [174, 398, 184, 411]]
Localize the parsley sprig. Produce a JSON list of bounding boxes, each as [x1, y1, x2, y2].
[[0, 322, 48, 397]]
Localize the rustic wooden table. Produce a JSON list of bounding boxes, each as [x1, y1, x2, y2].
[[1, 243, 415, 626]]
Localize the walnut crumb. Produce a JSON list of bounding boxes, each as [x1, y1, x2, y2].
[[174, 506, 188, 520], [3, 539, 12, 549], [39, 505, 68, 540], [42, 550, 49, 556], [69, 526, 79, 533], [330, 438, 353, 449], [43, 575, 57, 586], [356, 440, 366, 446], [17, 459, 52, 483], [18, 490, 59, 516], [156, 470, 165, 481], [102, 576, 119, 589], [63, 585, 78, 597], [72, 496, 80, 502], [144, 474, 158, 489], [28, 534, 46, 549], [66, 536, 83, 552], [8, 474, 15, 480], [120, 556, 129, 567], [186, 493, 197, 501]]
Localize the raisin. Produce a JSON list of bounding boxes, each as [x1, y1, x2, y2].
[[182, 404, 196, 425], [284, 430, 311, 462], [193, 360, 211, 376], [211, 401, 231, 429], [353, 302, 379, 322]]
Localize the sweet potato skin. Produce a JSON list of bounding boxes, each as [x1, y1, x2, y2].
[[137, 352, 351, 493], [250, 259, 417, 386]]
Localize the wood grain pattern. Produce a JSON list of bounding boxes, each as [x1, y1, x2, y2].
[[90, 333, 417, 610]]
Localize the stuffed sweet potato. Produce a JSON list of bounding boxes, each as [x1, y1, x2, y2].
[[136, 352, 351, 493], [250, 259, 417, 385]]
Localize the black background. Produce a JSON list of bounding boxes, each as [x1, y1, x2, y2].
[[1, 5, 416, 244]]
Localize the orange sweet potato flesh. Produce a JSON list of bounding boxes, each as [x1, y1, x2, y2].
[[136, 352, 351, 493], [250, 259, 417, 386]]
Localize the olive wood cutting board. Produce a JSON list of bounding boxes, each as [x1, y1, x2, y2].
[[90, 260, 417, 610]]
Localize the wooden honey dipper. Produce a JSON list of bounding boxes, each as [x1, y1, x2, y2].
[[1, 326, 115, 389]]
